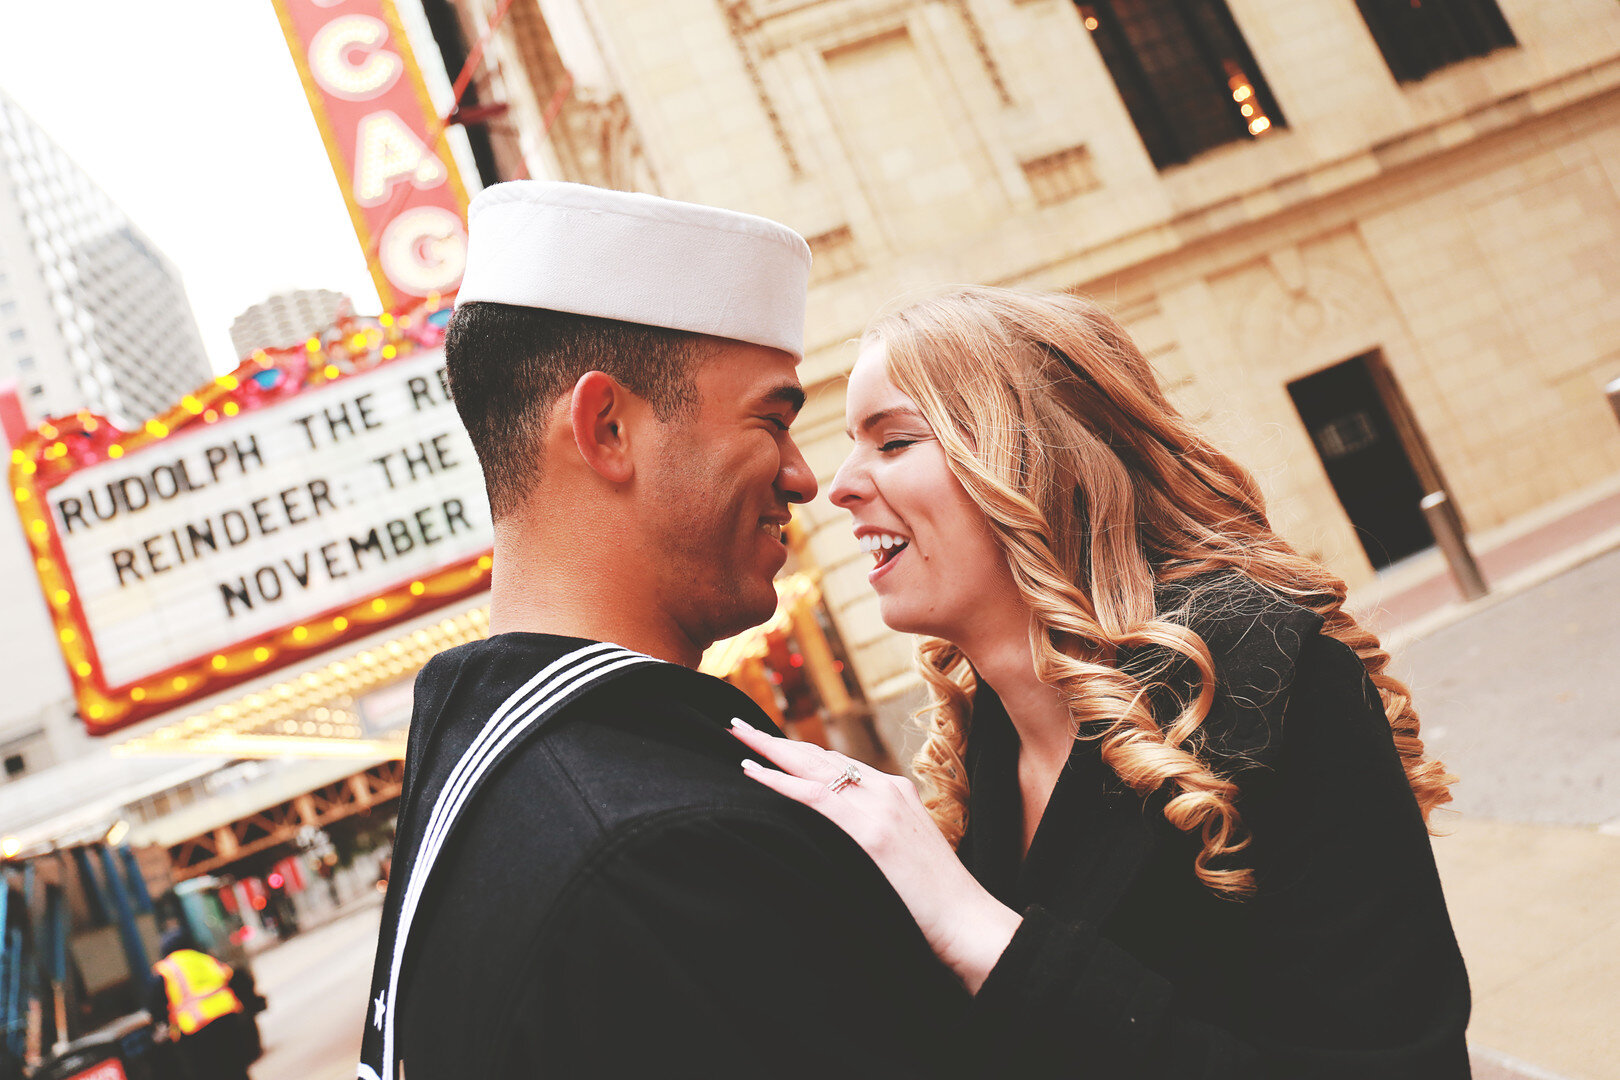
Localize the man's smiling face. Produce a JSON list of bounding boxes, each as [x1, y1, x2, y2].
[[639, 340, 816, 652]]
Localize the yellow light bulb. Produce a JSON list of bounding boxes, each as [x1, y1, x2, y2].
[[211, 655, 228, 670], [254, 646, 271, 662], [223, 402, 240, 417], [74, 661, 92, 677], [107, 445, 124, 459], [371, 598, 387, 613], [333, 616, 349, 631]]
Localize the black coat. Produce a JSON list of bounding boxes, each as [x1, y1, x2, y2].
[[361, 633, 970, 1079], [959, 579, 1472, 1078]]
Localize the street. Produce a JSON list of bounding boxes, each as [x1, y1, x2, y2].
[[1392, 545, 1620, 827], [249, 901, 383, 1080], [1390, 545, 1620, 1080]]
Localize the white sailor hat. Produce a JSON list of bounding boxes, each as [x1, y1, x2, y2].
[[456, 181, 813, 361]]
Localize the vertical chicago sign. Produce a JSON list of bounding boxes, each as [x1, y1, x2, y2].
[[272, 0, 470, 308]]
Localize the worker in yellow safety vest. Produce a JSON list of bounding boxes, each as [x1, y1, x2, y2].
[[148, 929, 252, 1080]]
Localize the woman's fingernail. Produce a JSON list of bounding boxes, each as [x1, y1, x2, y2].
[[740, 758, 761, 771], [730, 717, 754, 731]]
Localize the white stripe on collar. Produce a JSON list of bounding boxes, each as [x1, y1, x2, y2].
[[376, 641, 662, 1075]]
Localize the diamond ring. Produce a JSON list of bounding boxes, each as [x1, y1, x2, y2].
[[826, 762, 862, 794]]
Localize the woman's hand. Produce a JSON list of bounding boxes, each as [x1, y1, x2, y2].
[[729, 717, 1022, 993]]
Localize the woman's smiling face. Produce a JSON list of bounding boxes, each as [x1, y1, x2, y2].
[[828, 341, 1019, 641]]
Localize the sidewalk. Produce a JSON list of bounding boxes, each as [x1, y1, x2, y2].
[[1439, 818, 1620, 1080], [250, 895, 384, 1080], [1352, 479, 1620, 1080], [1350, 476, 1620, 648]]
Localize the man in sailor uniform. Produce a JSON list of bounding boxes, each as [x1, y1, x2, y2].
[[357, 182, 968, 1080]]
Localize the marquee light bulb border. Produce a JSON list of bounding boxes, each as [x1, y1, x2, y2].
[[8, 294, 494, 736]]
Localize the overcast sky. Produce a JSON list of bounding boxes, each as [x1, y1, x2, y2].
[[0, 1, 484, 375]]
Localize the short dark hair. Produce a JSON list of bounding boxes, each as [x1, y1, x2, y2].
[[444, 302, 704, 518]]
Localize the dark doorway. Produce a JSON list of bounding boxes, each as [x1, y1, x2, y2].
[[1287, 352, 1435, 569]]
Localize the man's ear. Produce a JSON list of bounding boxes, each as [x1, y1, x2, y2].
[[569, 370, 635, 484]]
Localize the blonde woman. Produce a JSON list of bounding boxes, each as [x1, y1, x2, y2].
[[730, 287, 1470, 1078]]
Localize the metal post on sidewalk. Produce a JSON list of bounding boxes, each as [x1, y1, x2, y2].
[[1605, 376, 1620, 427], [1420, 492, 1489, 602]]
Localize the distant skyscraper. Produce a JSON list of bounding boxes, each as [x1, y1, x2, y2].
[[229, 288, 350, 358], [0, 90, 211, 429]]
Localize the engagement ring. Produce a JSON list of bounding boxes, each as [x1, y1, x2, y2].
[[827, 762, 862, 794]]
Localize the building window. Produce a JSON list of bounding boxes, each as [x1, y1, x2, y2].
[[1076, 0, 1283, 169], [1022, 145, 1101, 206], [4, 754, 24, 778], [1356, 0, 1516, 83], [807, 226, 862, 285]]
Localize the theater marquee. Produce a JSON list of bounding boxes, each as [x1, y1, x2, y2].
[[8, 302, 492, 735]]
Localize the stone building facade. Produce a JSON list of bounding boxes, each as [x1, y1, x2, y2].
[[454, 0, 1620, 727]]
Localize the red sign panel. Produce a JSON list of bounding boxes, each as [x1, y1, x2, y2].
[[67, 1062, 127, 1080], [273, 0, 470, 309]]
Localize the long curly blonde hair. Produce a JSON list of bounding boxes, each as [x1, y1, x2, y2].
[[869, 287, 1453, 898]]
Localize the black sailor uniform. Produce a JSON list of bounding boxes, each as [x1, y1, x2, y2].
[[359, 633, 970, 1080]]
